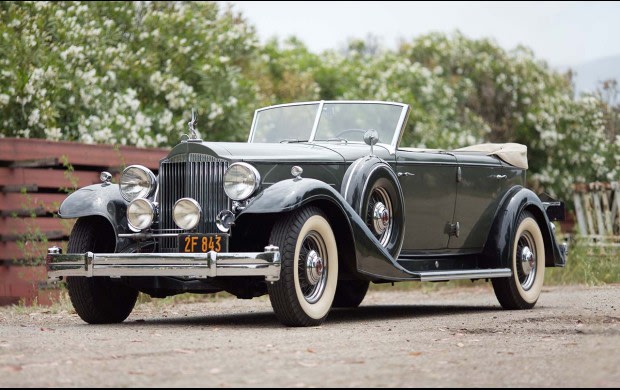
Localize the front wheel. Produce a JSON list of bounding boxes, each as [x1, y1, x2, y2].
[[267, 206, 338, 327], [66, 217, 138, 324], [492, 211, 545, 309]]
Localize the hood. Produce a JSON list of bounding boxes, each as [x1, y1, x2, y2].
[[167, 141, 347, 163]]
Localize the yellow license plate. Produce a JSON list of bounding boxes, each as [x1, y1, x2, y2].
[[179, 234, 228, 253]]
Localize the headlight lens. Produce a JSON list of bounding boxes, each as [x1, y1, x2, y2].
[[173, 198, 201, 230], [223, 162, 260, 201], [127, 198, 155, 231], [120, 165, 156, 202]]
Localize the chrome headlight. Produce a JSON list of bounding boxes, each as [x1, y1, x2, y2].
[[127, 198, 155, 231], [173, 198, 201, 230], [223, 162, 260, 201], [120, 165, 156, 202]]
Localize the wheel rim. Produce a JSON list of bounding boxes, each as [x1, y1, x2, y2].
[[516, 231, 537, 291], [297, 231, 328, 304], [366, 186, 393, 247]]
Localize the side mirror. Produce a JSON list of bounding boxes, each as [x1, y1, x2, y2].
[[363, 129, 379, 146], [363, 129, 379, 156]]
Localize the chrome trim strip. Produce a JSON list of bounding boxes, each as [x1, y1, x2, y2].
[[119, 233, 181, 238], [308, 100, 325, 142], [416, 268, 512, 282], [392, 104, 411, 155], [47, 247, 281, 282], [342, 156, 366, 202]]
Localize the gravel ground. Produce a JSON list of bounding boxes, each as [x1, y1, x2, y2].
[[0, 284, 618, 388]]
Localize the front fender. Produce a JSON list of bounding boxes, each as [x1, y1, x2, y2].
[[483, 186, 567, 268], [240, 178, 413, 280], [240, 178, 339, 214], [58, 183, 130, 250]]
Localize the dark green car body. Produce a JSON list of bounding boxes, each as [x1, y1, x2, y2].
[[48, 101, 567, 325]]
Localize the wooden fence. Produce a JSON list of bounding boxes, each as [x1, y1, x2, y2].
[[0, 137, 168, 305], [572, 182, 620, 244]]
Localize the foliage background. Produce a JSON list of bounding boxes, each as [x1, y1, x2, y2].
[[1, 1, 618, 199]]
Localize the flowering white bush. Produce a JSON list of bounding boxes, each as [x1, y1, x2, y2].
[[1, 3, 617, 199], [0, 1, 258, 146]]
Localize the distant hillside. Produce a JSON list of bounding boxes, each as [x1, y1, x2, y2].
[[570, 55, 620, 99]]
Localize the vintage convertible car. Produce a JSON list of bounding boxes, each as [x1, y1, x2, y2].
[[47, 101, 567, 327]]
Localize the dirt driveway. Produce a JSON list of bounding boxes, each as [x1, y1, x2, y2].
[[0, 284, 618, 387]]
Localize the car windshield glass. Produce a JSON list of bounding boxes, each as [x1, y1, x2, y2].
[[314, 103, 403, 144], [251, 103, 319, 143], [250, 101, 406, 145]]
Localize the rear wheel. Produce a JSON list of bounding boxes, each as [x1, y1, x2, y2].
[[492, 211, 545, 309], [332, 280, 369, 308], [66, 218, 138, 324], [267, 206, 338, 327]]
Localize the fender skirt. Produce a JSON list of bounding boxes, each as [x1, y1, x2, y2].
[[239, 178, 413, 280]]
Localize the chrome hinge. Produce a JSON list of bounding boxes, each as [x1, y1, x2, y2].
[[448, 222, 460, 237], [456, 167, 462, 182]]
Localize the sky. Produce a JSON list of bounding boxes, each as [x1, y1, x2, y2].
[[223, 1, 619, 68]]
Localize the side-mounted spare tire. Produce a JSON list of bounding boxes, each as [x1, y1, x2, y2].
[[341, 156, 405, 258]]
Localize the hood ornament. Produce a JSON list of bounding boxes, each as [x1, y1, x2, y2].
[[186, 109, 200, 141]]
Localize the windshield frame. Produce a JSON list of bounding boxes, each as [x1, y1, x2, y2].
[[248, 100, 410, 154]]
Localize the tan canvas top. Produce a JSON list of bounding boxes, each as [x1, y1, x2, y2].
[[454, 143, 528, 169]]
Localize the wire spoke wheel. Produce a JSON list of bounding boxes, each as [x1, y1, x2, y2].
[[492, 211, 546, 310], [516, 231, 537, 291], [268, 206, 338, 327], [366, 186, 393, 247], [297, 231, 329, 304]]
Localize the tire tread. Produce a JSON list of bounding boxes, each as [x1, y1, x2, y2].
[[67, 218, 138, 324]]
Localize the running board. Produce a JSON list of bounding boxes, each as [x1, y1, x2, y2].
[[414, 268, 512, 282]]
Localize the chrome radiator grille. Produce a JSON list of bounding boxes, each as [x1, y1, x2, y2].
[[158, 153, 230, 252]]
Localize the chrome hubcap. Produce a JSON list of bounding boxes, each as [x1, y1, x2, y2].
[[298, 231, 328, 304], [372, 202, 390, 235], [520, 246, 534, 276], [305, 250, 324, 286], [516, 232, 537, 290], [367, 187, 393, 247]]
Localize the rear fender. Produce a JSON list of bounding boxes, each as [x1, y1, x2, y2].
[[483, 186, 567, 268]]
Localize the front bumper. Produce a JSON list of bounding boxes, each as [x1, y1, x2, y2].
[[46, 246, 281, 282]]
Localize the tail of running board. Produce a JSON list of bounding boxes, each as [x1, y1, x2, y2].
[[413, 268, 512, 282]]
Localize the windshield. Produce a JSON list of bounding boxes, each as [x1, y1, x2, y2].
[[249, 101, 408, 147], [250, 103, 319, 143]]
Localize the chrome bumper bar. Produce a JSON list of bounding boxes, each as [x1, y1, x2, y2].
[[46, 246, 281, 282]]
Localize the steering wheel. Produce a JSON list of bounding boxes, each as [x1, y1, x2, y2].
[[334, 129, 369, 141]]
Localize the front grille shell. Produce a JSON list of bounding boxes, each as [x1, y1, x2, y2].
[[157, 153, 230, 252]]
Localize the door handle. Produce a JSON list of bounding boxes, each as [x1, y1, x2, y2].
[[490, 174, 507, 180], [398, 172, 415, 177]]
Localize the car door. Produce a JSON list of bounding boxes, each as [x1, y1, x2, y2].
[[396, 150, 458, 250], [448, 153, 505, 250]]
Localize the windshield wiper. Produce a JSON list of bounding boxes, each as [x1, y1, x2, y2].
[[279, 139, 309, 143]]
